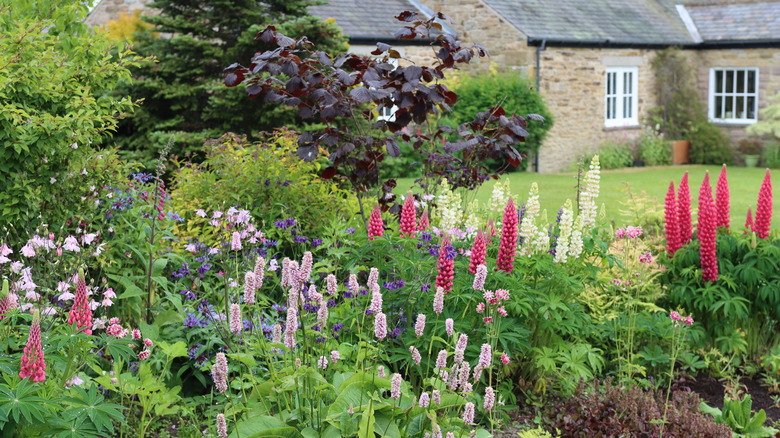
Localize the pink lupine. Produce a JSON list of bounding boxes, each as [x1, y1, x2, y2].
[[664, 181, 680, 256], [496, 199, 519, 273], [216, 413, 228, 438], [432, 286, 445, 314], [418, 211, 430, 231], [253, 257, 265, 291], [368, 205, 385, 240], [716, 164, 730, 230], [483, 386, 495, 411], [462, 402, 475, 424], [698, 173, 719, 282], [229, 304, 242, 334], [19, 311, 46, 382], [468, 231, 487, 274], [678, 172, 693, 245], [745, 207, 754, 232], [390, 373, 402, 400], [754, 169, 773, 239], [67, 273, 92, 335], [374, 312, 387, 341], [0, 279, 9, 321], [435, 238, 455, 292], [400, 193, 417, 237], [414, 313, 426, 337], [243, 271, 256, 305], [472, 264, 487, 291], [212, 352, 228, 393]]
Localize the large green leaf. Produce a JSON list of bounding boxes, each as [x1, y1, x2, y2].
[[229, 416, 302, 438]]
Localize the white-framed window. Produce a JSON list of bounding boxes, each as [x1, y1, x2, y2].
[[604, 67, 639, 127], [709, 68, 758, 124], [377, 58, 399, 121]]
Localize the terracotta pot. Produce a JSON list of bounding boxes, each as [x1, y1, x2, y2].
[[672, 140, 690, 165]]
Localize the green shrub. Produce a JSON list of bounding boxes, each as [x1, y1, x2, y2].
[[587, 136, 634, 170], [168, 130, 359, 252], [688, 120, 735, 165], [638, 128, 672, 166]]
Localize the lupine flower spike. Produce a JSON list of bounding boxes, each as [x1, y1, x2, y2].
[[0, 279, 9, 322], [418, 211, 430, 231], [677, 172, 692, 245], [19, 310, 46, 382], [435, 238, 455, 292], [664, 181, 680, 256], [496, 199, 518, 273], [368, 205, 384, 240], [716, 164, 730, 230], [754, 169, 773, 239], [698, 173, 718, 282], [468, 231, 487, 274], [67, 270, 93, 335], [400, 192, 417, 237], [745, 207, 754, 232]]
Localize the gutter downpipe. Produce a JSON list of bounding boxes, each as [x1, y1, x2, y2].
[[534, 39, 546, 173]]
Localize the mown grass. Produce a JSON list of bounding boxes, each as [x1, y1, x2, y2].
[[395, 165, 779, 231]]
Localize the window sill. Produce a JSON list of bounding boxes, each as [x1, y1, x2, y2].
[[603, 124, 642, 131], [710, 119, 756, 126]]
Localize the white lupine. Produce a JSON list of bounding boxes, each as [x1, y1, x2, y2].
[[532, 227, 550, 254], [488, 180, 510, 216], [568, 215, 585, 258], [554, 199, 574, 263], [579, 155, 601, 229], [519, 183, 540, 256], [437, 179, 463, 231], [463, 199, 483, 231]]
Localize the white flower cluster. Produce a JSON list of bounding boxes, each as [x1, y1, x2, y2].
[[436, 179, 464, 231], [519, 183, 540, 256], [579, 155, 601, 229], [554, 199, 574, 263]]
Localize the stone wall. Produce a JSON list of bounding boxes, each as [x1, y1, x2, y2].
[[536, 47, 659, 173], [85, 0, 155, 27], [693, 48, 780, 144]]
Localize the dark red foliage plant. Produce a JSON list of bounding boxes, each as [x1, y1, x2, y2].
[[224, 11, 544, 219]]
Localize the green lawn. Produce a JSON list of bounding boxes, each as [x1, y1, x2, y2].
[[395, 165, 779, 231]]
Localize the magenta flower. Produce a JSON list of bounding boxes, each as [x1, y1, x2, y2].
[[745, 207, 754, 232], [500, 354, 510, 365], [435, 238, 455, 292], [698, 172, 718, 282], [496, 199, 518, 273], [664, 181, 680, 256], [716, 164, 730, 230], [368, 205, 384, 240], [468, 231, 487, 274], [754, 169, 773, 239], [684, 316, 694, 325], [67, 273, 92, 335], [414, 313, 426, 337], [670, 311, 682, 321], [678, 172, 693, 245], [418, 211, 430, 231], [399, 192, 417, 237], [19, 311, 46, 382]]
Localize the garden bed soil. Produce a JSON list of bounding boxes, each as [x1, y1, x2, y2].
[[682, 374, 780, 423]]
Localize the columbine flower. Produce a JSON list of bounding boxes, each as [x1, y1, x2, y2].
[[414, 314, 426, 337], [19, 311, 46, 382], [63, 236, 80, 252], [212, 353, 228, 393], [390, 373, 402, 400]]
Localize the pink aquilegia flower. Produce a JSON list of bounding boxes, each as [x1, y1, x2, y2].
[[216, 413, 228, 438], [678, 172, 693, 245], [745, 207, 754, 233], [468, 231, 487, 274], [432, 286, 445, 315], [414, 313, 426, 337], [368, 205, 385, 240], [67, 273, 93, 335], [496, 199, 519, 273], [754, 169, 773, 239], [698, 172, 719, 282], [19, 310, 46, 382], [664, 181, 681, 256], [229, 304, 242, 334], [462, 402, 475, 424], [473, 264, 487, 291], [374, 312, 387, 341], [483, 386, 495, 411], [435, 238, 455, 292], [390, 373, 402, 400], [716, 164, 730, 230], [212, 352, 228, 393], [243, 272, 256, 305], [399, 193, 417, 237]]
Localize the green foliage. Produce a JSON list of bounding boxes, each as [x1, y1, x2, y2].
[[747, 92, 780, 140], [439, 69, 554, 170], [587, 135, 633, 169], [168, 130, 359, 253], [646, 47, 702, 140], [688, 119, 735, 165], [112, 0, 348, 166], [0, 0, 142, 227], [701, 395, 779, 438], [638, 127, 672, 166]]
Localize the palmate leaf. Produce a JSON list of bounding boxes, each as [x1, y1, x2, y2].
[[0, 379, 50, 426], [60, 383, 124, 434]]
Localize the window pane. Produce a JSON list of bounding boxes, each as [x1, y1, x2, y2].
[[716, 70, 723, 93], [606, 96, 612, 119], [726, 70, 734, 93], [736, 70, 745, 93], [725, 95, 733, 118], [736, 96, 744, 118], [624, 72, 631, 94], [748, 96, 756, 119], [715, 96, 723, 118], [612, 98, 617, 119], [748, 70, 756, 93]]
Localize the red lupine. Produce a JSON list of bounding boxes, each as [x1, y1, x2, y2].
[[678, 172, 692, 245], [468, 231, 487, 274], [368, 205, 384, 240], [754, 169, 773, 239], [19, 311, 46, 382], [399, 193, 417, 237], [745, 207, 754, 233], [435, 238, 455, 293], [418, 211, 430, 231], [715, 164, 730, 230], [496, 199, 518, 273], [67, 273, 93, 335], [698, 173, 718, 282], [664, 181, 680, 256]]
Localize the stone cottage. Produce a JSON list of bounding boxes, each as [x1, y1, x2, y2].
[[88, 0, 780, 173]]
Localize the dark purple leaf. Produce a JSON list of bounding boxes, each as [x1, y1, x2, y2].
[[321, 167, 337, 179], [527, 113, 545, 122], [393, 27, 415, 39], [281, 61, 299, 76], [224, 70, 246, 87], [385, 138, 401, 157], [257, 26, 277, 43], [508, 124, 529, 138], [373, 42, 392, 55], [395, 11, 419, 22], [296, 145, 318, 162], [275, 33, 296, 48]]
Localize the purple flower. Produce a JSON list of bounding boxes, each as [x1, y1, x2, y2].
[[346, 227, 355, 234], [421, 283, 431, 292], [419, 232, 432, 242], [284, 218, 297, 228], [445, 245, 457, 261], [183, 313, 203, 328], [172, 264, 190, 279], [332, 323, 344, 332], [264, 179, 271, 186], [274, 220, 287, 229], [271, 303, 286, 312], [427, 246, 439, 257], [264, 240, 279, 247], [197, 264, 212, 274], [312, 239, 323, 248], [180, 289, 196, 301], [293, 235, 309, 244]]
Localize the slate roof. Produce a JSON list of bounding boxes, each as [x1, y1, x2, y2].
[[482, 0, 695, 45], [308, 0, 437, 43], [685, 2, 780, 42]]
